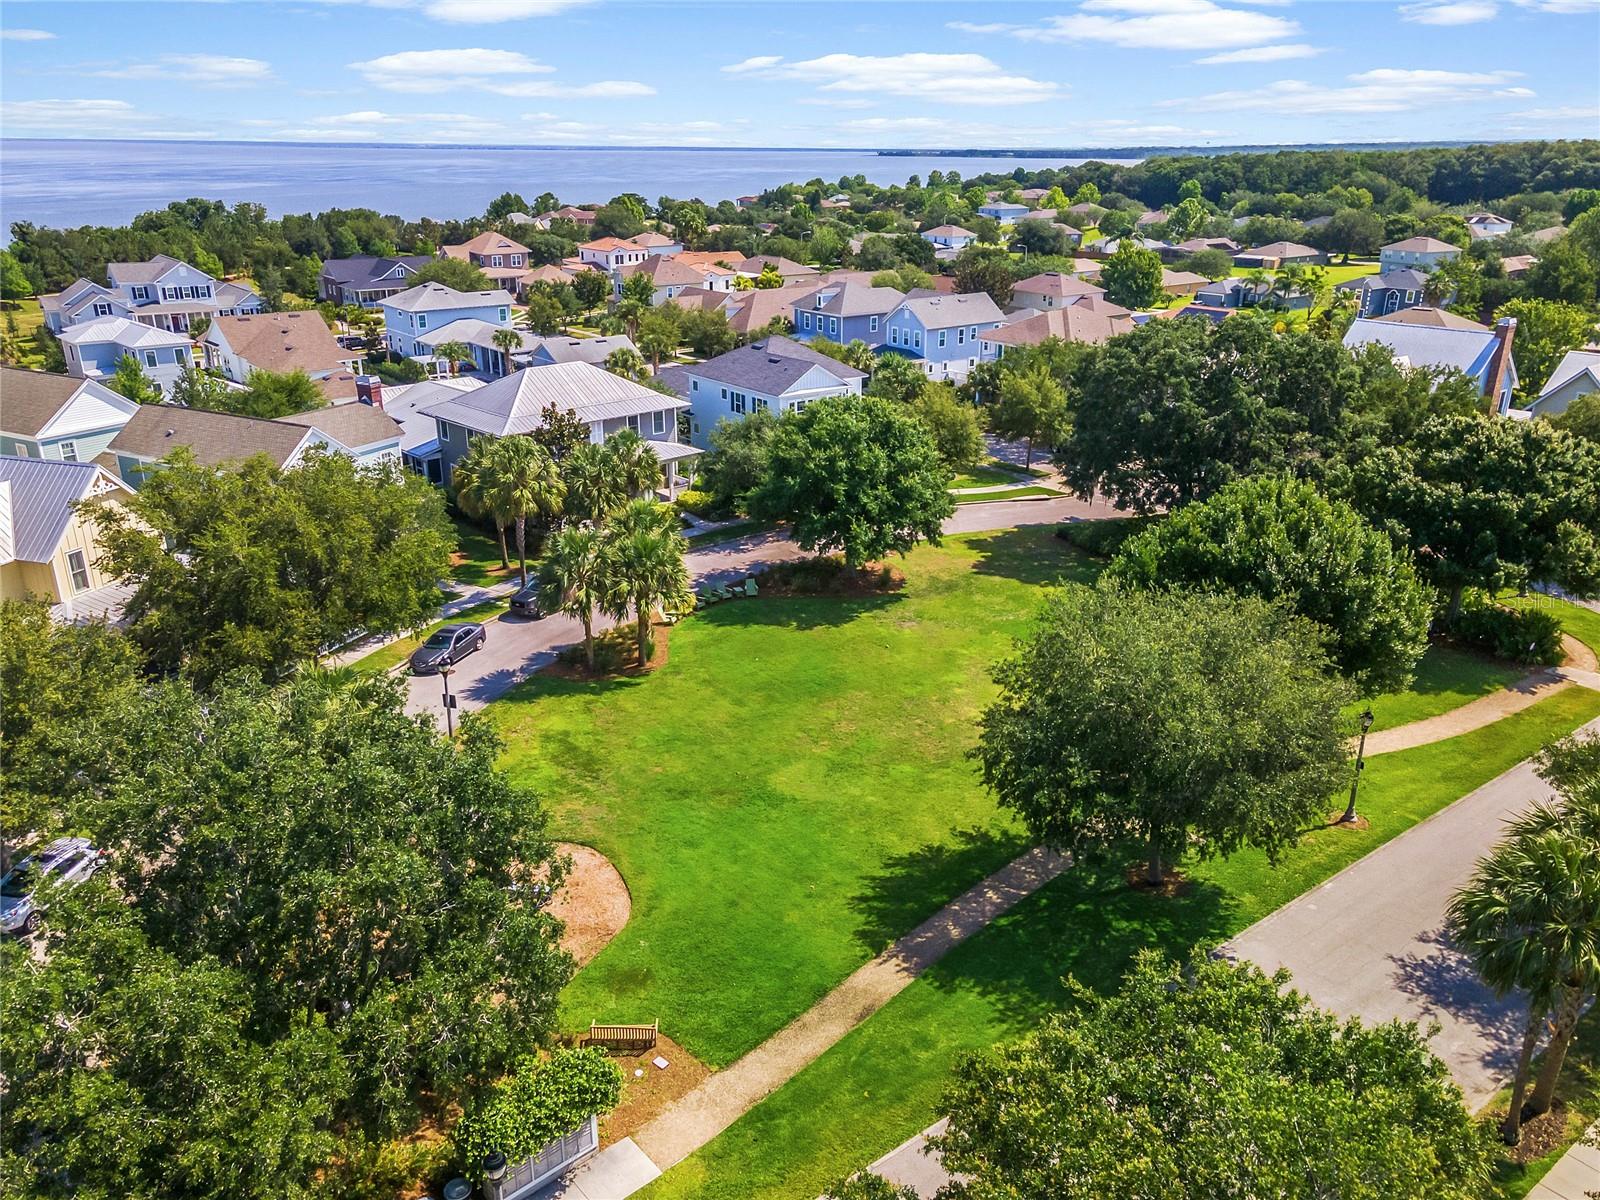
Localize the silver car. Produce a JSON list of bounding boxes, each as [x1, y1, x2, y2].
[[1, 837, 104, 936]]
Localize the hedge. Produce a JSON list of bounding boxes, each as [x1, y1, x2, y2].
[[452, 1047, 623, 1178]]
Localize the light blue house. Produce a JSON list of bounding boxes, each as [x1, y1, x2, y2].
[[39, 280, 131, 334], [790, 282, 905, 348], [41, 257, 261, 334], [59, 317, 192, 396], [667, 336, 866, 450], [1343, 312, 1518, 412], [977, 201, 1029, 225], [380, 282, 515, 362], [880, 293, 1006, 383], [1378, 236, 1461, 275], [921, 225, 978, 251], [0, 367, 140, 465]]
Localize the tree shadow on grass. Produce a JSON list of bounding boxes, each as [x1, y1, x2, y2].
[[691, 591, 905, 633], [912, 858, 1240, 1037], [962, 526, 1101, 589], [1388, 924, 1529, 1083], [849, 825, 1037, 955]]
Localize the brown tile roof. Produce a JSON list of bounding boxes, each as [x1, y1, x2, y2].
[[0, 367, 94, 436], [1013, 272, 1106, 301], [1372, 306, 1487, 331], [443, 231, 530, 259], [278, 403, 402, 448], [981, 304, 1133, 348], [208, 312, 350, 376], [109, 403, 312, 468]]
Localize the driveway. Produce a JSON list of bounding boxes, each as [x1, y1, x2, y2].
[[404, 494, 1119, 719], [1225, 715, 1600, 1110]]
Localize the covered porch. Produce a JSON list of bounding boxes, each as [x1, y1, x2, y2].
[[647, 439, 703, 500]]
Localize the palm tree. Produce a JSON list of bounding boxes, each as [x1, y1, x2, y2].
[[1241, 267, 1271, 307], [491, 327, 524, 377], [604, 499, 690, 667], [537, 526, 608, 670], [487, 436, 566, 586], [452, 437, 510, 570], [561, 442, 627, 525], [433, 340, 472, 376], [606, 429, 664, 499], [1447, 754, 1600, 1144], [839, 339, 877, 373], [604, 346, 648, 382]]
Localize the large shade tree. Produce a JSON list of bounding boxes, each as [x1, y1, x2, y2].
[[1107, 474, 1432, 695], [1447, 732, 1600, 1144], [932, 950, 1492, 1199], [974, 582, 1352, 885], [1337, 413, 1600, 615], [751, 393, 954, 568], [89, 449, 454, 684]]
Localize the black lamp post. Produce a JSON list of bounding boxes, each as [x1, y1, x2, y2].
[[483, 1151, 507, 1181], [1340, 707, 1375, 824], [440, 665, 456, 738]]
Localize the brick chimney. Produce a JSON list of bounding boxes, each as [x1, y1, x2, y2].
[[1486, 317, 1517, 415], [355, 374, 384, 410]]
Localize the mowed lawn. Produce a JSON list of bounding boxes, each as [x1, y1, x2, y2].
[[1348, 643, 1526, 733], [642, 683, 1600, 1200], [492, 527, 1096, 1067]]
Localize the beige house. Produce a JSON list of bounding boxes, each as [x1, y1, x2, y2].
[[0, 454, 136, 621], [200, 312, 362, 402]]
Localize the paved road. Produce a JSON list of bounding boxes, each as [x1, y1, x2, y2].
[[1227, 715, 1600, 1111], [405, 494, 1118, 719]]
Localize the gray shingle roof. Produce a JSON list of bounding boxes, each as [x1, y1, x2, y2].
[[104, 254, 185, 285], [894, 293, 1006, 329], [1381, 236, 1461, 254], [319, 255, 433, 288], [0, 455, 128, 563], [528, 335, 638, 366], [383, 282, 515, 313], [418, 361, 685, 435], [1335, 268, 1431, 294], [277, 404, 403, 449], [685, 335, 865, 395], [797, 282, 906, 318]]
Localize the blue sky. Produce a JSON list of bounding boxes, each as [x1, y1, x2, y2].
[[1, 0, 1596, 148]]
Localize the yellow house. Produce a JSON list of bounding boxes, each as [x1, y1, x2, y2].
[[0, 454, 136, 622]]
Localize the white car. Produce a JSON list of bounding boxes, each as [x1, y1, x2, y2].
[[1, 837, 105, 936]]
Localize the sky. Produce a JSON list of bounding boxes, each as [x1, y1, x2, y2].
[[0, 0, 1596, 149]]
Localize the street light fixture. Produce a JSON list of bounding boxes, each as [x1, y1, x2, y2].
[[1340, 707, 1375, 824], [483, 1151, 507, 1181], [440, 665, 456, 738]]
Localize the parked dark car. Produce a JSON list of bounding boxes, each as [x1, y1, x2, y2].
[[408, 622, 486, 675], [2, 837, 105, 936], [509, 581, 545, 617]]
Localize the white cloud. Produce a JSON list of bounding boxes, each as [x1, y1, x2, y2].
[[962, 0, 1302, 51], [1509, 0, 1599, 11], [96, 54, 273, 86], [1195, 42, 1322, 63], [723, 52, 1061, 105], [311, 110, 409, 126], [796, 97, 874, 109], [818, 113, 1219, 149], [422, 0, 592, 20], [1399, 1, 1499, 24], [0, 28, 56, 41], [1510, 103, 1600, 120], [0, 98, 142, 132], [348, 47, 649, 98], [1166, 68, 1533, 113]]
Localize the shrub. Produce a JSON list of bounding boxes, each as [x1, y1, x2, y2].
[[1443, 600, 1564, 666], [452, 1048, 622, 1178], [1055, 517, 1155, 560], [370, 356, 428, 385], [673, 488, 725, 519]]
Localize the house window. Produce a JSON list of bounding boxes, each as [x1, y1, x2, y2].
[[66, 549, 90, 592], [491, 255, 503, 268], [652, 410, 666, 435], [510, 255, 523, 267], [132, 285, 150, 301], [889, 327, 900, 346], [627, 414, 641, 431], [829, 318, 839, 336], [754, 397, 768, 412], [938, 331, 947, 349], [93, 302, 113, 317], [731, 392, 746, 414], [417, 314, 428, 330], [913, 332, 922, 350], [59, 440, 78, 462], [802, 314, 812, 330], [144, 350, 158, 367], [174, 348, 188, 365], [869, 315, 879, 333], [499, 308, 510, 323], [692, 379, 700, 391]]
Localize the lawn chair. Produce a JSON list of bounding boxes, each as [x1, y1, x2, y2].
[[742, 578, 759, 597]]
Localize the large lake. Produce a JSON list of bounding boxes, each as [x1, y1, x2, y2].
[[0, 140, 1134, 232]]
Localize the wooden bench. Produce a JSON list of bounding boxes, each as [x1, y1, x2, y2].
[[583, 1020, 658, 1052]]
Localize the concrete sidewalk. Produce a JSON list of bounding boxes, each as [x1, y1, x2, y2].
[[1526, 1127, 1599, 1200]]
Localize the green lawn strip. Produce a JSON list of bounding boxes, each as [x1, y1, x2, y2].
[[684, 519, 777, 549], [949, 463, 1030, 489], [2, 299, 50, 370], [351, 598, 511, 673], [1489, 1015, 1600, 1198], [492, 527, 1097, 1068], [449, 516, 517, 588], [640, 685, 1600, 1200], [1346, 643, 1526, 733], [953, 486, 1061, 505], [1502, 592, 1600, 660]]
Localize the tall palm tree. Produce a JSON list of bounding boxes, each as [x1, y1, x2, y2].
[[488, 436, 566, 586], [537, 526, 608, 670], [604, 499, 690, 667], [491, 327, 524, 377], [561, 442, 627, 526], [606, 429, 664, 499], [452, 437, 510, 570], [1447, 754, 1600, 1144], [1241, 267, 1271, 307]]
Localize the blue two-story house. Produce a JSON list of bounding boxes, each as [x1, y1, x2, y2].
[[1335, 268, 1431, 318], [880, 293, 1007, 383], [59, 317, 193, 396], [40, 255, 261, 334], [977, 201, 1029, 226], [790, 282, 905, 347], [380, 282, 515, 362], [666, 337, 866, 450]]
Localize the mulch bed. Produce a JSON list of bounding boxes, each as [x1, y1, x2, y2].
[[1324, 812, 1372, 831], [1125, 865, 1192, 898], [542, 621, 671, 681], [1494, 1100, 1570, 1165]]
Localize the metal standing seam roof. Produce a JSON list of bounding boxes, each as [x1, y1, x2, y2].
[[1539, 349, 1600, 399], [58, 317, 191, 349], [417, 360, 686, 436], [413, 318, 535, 352], [1342, 319, 1501, 378], [0, 455, 128, 563]]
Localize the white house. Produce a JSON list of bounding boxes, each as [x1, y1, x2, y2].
[[201, 312, 361, 400], [977, 201, 1029, 226], [578, 237, 652, 274], [1466, 212, 1515, 241], [1526, 348, 1600, 418], [921, 225, 978, 251], [1379, 236, 1462, 274], [59, 318, 192, 395]]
